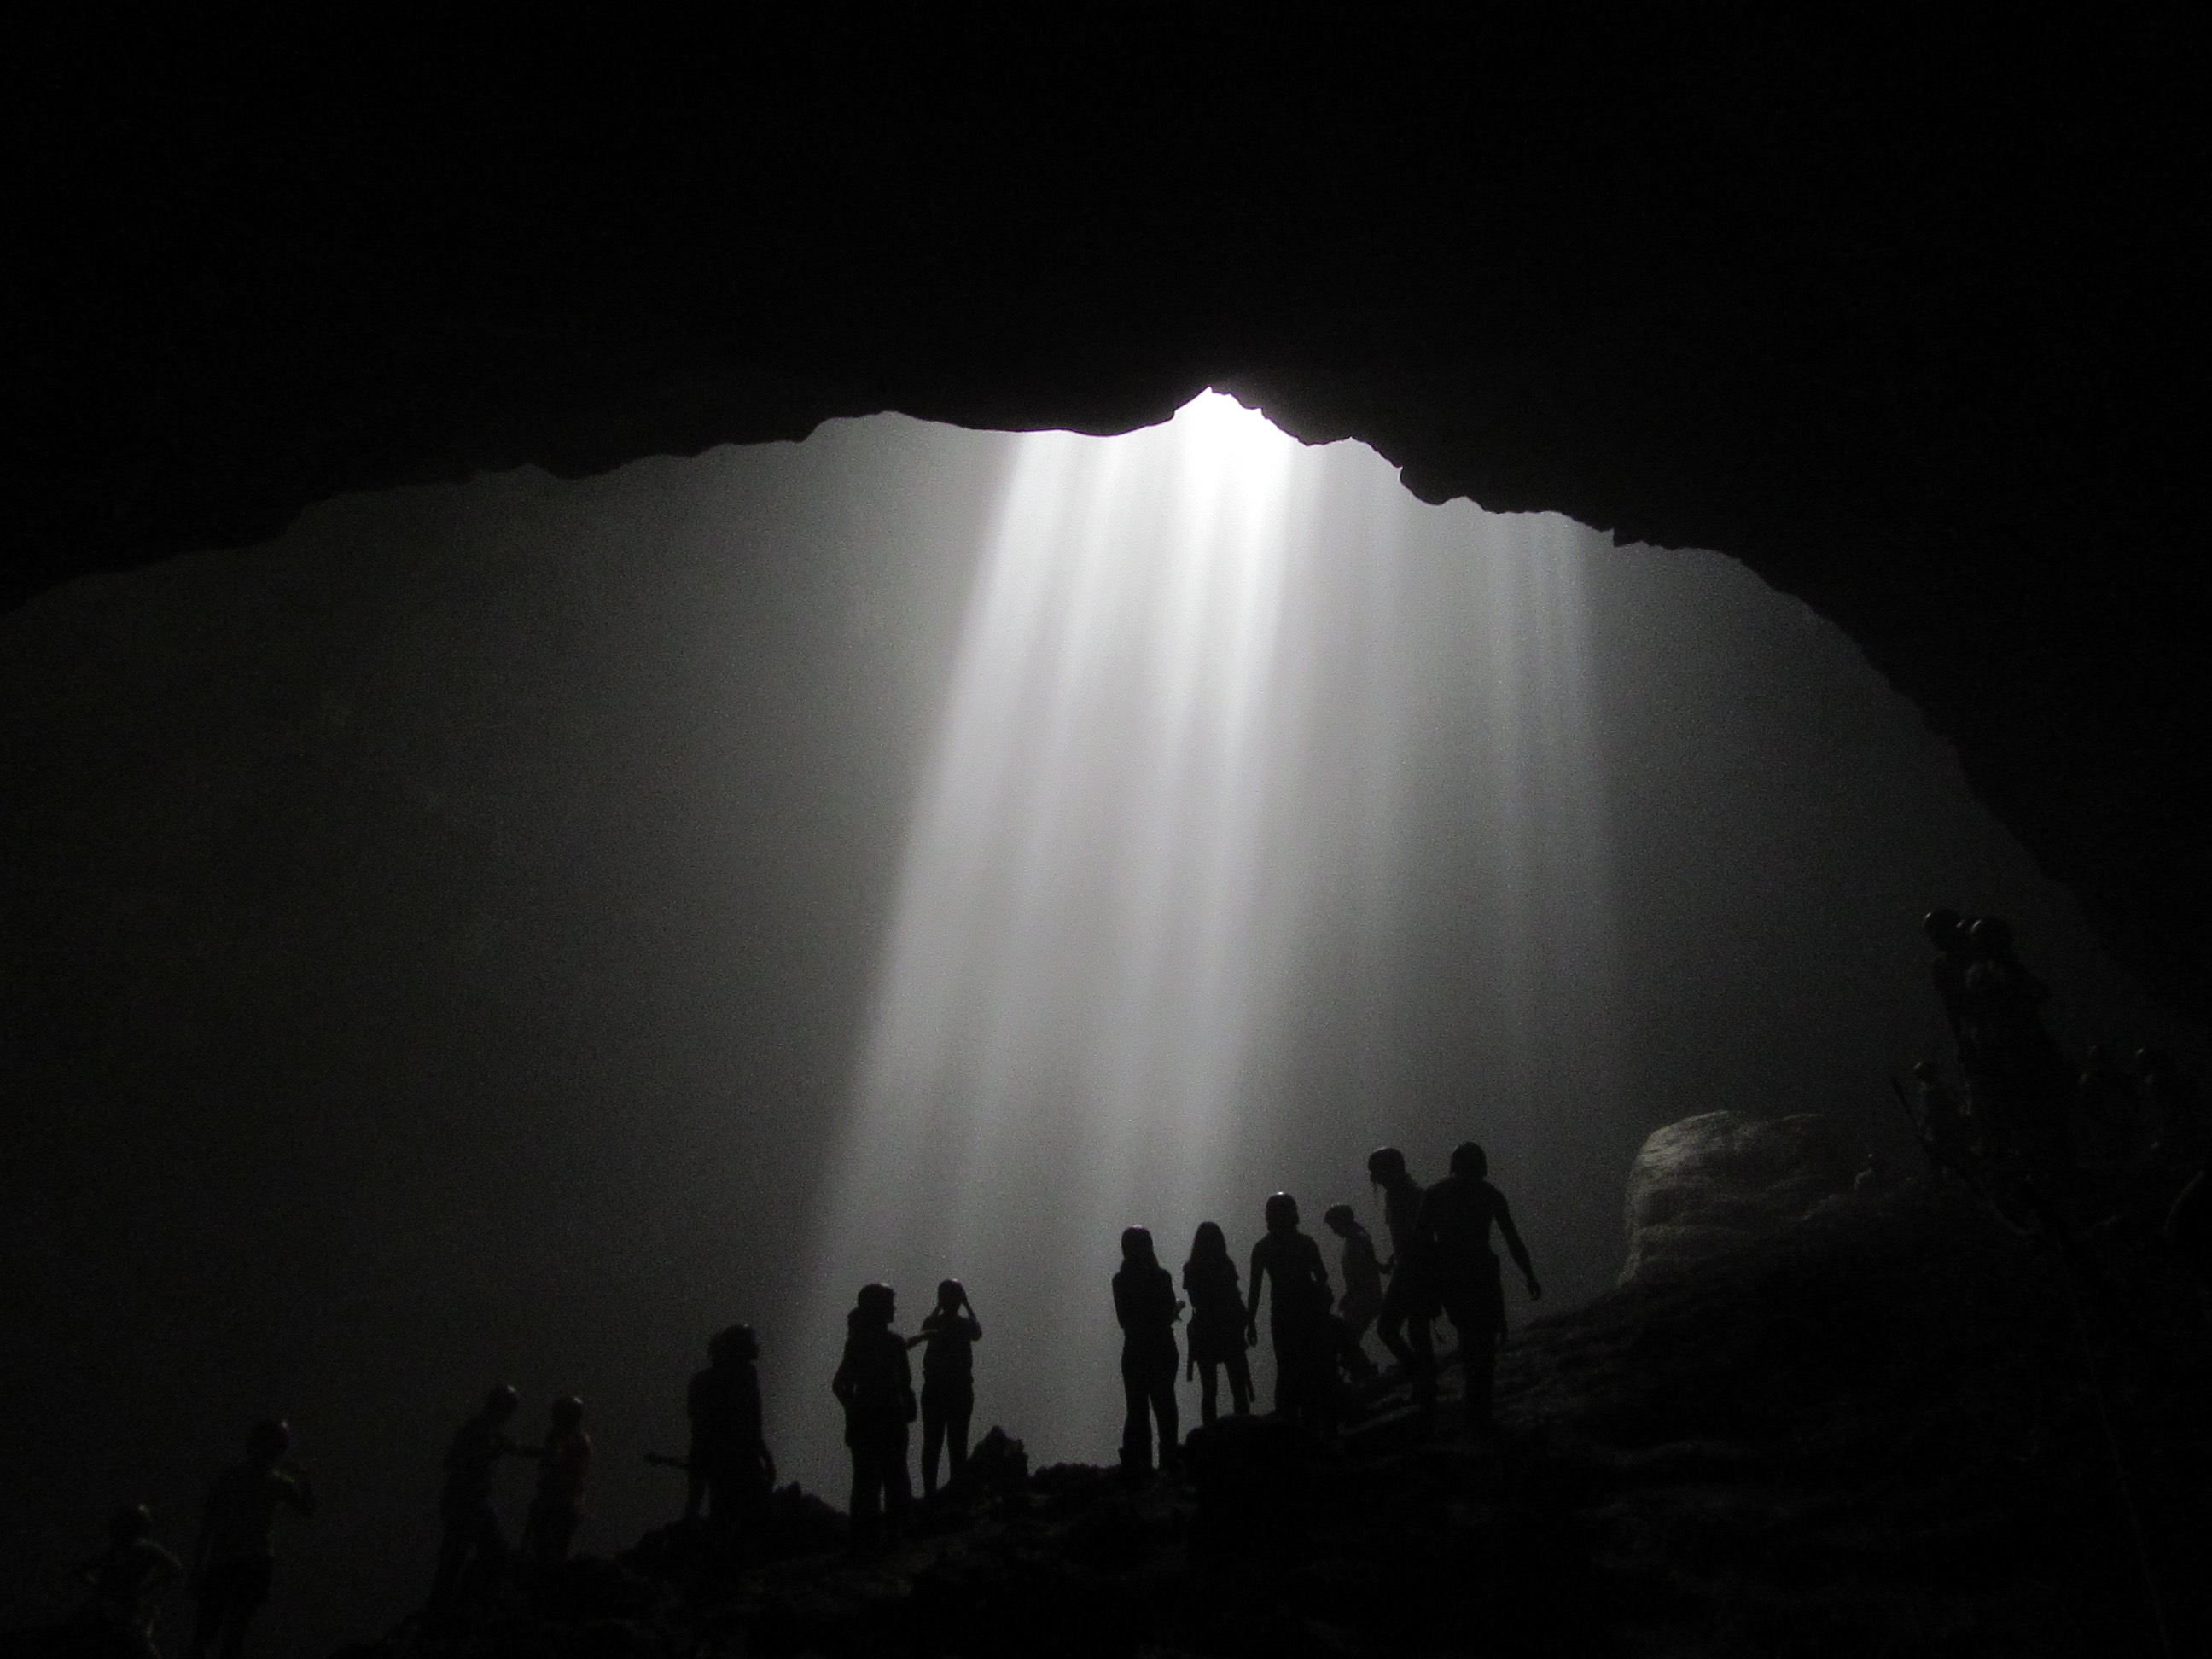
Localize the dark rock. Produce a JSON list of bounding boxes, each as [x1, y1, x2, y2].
[[1620, 1110, 1860, 1284]]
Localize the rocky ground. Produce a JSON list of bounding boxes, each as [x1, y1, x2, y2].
[[323, 1178, 2212, 1658]]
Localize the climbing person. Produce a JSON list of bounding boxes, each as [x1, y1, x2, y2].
[[1367, 1146, 1437, 1404], [1245, 1192, 1331, 1423], [681, 1324, 776, 1528], [1924, 908, 1975, 1049], [1113, 1227, 1184, 1477], [67, 1504, 182, 1659], [1959, 915, 2073, 1167], [428, 1386, 524, 1611], [908, 1278, 981, 1499], [830, 1284, 913, 1554], [1181, 1221, 1254, 1424], [521, 1396, 592, 1570], [1321, 1202, 1384, 1376], [1414, 1142, 1540, 1430], [189, 1419, 314, 1659]]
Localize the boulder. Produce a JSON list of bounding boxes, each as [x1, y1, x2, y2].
[[1620, 1110, 1860, 1284]]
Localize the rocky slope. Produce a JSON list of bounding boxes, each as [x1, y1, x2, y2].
[[333, 1181, 2212, 1658]]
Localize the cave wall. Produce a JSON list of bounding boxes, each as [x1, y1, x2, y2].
[[10, 9, 2208, 1020]]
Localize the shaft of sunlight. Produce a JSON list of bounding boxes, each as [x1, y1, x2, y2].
[[791, 393, 1617, 1486]]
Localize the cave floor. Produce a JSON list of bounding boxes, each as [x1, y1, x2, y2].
[[349, 1183, 2212, 1659]]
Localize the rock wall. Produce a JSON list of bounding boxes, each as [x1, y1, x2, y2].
[[10, 12, 2208, 1021], [1621, 1111, 1860, 1284]]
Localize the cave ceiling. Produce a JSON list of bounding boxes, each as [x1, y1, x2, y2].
[[9, 11, 2208, 1022]]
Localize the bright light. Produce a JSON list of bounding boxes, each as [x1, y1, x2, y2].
[[790, 392, 1617, 1483]]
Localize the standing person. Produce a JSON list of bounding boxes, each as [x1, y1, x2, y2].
[[67, 1505, 181, 1659], [1413, 1142, 1541, 1430], [908, 1279, 981, 1499], [428, 1386, 525, 1611], [1367, 1147, 1437, 1402], [189, 1419, 314, 1659], [521, 1397, 592, 1570], [1244, 1193, 1330, 1422], [1180, 1222, 1254, 1424], [684, 1324, 776, 1527], [1113, 1227, 1184, 1476], [1321, 1203, 1384, 1376], [830, 1284, 914, 1554]]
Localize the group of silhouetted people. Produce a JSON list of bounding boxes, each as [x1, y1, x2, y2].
[[58, 1140, 1545, 1641], [53, 1418, 315, 1659]]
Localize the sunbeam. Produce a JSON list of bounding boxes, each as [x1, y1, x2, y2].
[[795, 393, 1616, 1484]]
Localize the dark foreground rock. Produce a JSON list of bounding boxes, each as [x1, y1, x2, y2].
[[332, 1185, 2212, 1658]]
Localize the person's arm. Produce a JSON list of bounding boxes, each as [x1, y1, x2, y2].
[[961, 1310, 981, 1342], [1491, 1188, 1540, 1298], [1245, 1242, 1265, 1335], [831, 1348, 855, 1405]]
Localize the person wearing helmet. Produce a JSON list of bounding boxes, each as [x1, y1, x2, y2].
[[1112, 1227, 1184, 1476], [522, 1397, 593, 1569], [685, 1324, 776, 1528], [831, 1284, 914, 1553], [1366, 1146, 1438, 1400], [428, 1386, 523, 1611], [1180, 1221, 1254, 1423], [68, 1503, 182, 1659], [189, 1419, 314, 1657], [909, 1279, 982, 1499], [1412, 1143, 1540, 1429], [1244, 1193, 1331, 1422]]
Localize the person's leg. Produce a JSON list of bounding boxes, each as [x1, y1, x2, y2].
[[1151, 1367, 1179, 1465], [882, 1425, 913, 1537], [190, 1569, 234, 1659], [1121, 1363, 1153, 1470], [428, 1511, 473, 1610], [1271, 1326, 1298, 1414], [920, 1397, 946, 1499], [1377, 1275, 1414, 1368], [1225, 1347, 1254, 1416], [1197, 1357, 1220, 1424], [946, 1388, 973, 1489], [849, 1441, 881, 1551], [215, 1561, 271, 1659]]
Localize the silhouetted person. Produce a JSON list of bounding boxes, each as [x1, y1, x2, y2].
[[684, 1324, 776, 1527], [1113, 1226, 1184, 1476], [189, 1420, 312, 1659], [1924, 908, 1974, 1047], [831, 1284, 913, 1553], [1322, 1203, 1384, 1370], [521, 1397, 591, 1570], [1367, 1146, 1437, 1401], [1958, 916, 2073, 1167], [428, 1386, 523, 1611], [2138, 1048, 2207, 1167], [1246, 1192, 1331, 1422], [67, 1505, 181, 1659], [909, 1278, 981, 1499], [1181, 1221, 1254, 1423], [1413, 1143, 1540, 1429]]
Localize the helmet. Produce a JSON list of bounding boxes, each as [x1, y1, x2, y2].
[[550, 1395, 585, 1426], [1264, 1192, 1299, 1231], [1449, 1141, 1488, 1179], [1922, 908, 1965, 948], [1120, 1225, 1155, 1262], [1967, 915, 2013, 957], [855, 1283, 897, 1320], [708, 1323, 759, 1364], [1365, 1146, 1406, 1180], [481, 1386, 521, 1419], [247, 1418, 294, 1459], [1322, 1202, 1355, 1230]]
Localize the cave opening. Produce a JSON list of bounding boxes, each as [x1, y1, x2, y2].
[[3, 391, 2195, 1650]]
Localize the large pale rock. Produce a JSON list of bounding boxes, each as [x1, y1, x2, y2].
[[1620, 1110, 1860, 1285]]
